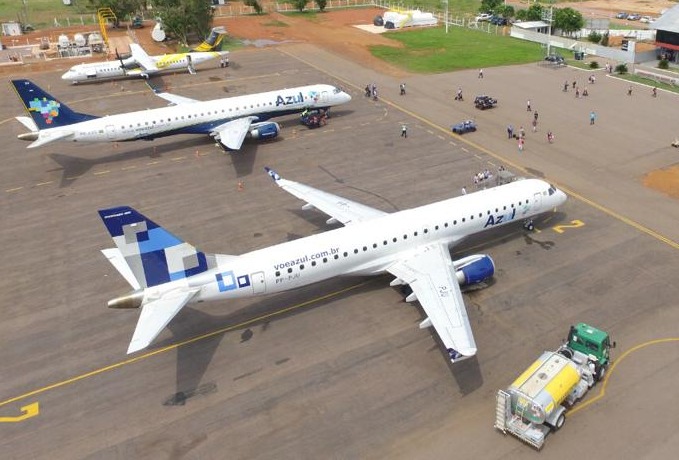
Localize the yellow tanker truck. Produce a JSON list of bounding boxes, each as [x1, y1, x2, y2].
[[494, 323, 615, 449]]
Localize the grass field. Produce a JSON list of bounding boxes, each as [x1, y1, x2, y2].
[[370, 25, 544, 73], [0, 0, 97, 28]]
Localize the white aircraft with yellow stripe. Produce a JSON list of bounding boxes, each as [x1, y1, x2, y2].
[[61, 43, 227, 83]]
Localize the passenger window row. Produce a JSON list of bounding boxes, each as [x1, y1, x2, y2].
[[274, 198, 530, 277]]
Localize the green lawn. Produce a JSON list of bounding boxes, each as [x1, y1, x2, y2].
[[370, 26, 544, 73], [0, 0, 98, 28]]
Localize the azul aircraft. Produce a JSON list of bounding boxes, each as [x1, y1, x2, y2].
[[98, 168, 567, 360], [11, 79, 351, 150], [61, 43, 228, 83]]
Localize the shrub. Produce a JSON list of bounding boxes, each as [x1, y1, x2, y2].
[[601, 32, 609, 47], [615, 63, 628, 74], [658, 59, 669, 70], [589, 61, 599, 69], [587, 31, 602, 44]]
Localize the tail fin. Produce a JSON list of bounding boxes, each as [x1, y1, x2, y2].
[[10, 79, 97, 130], [98, 206, 213, 289], [191, 26, 227, 52]]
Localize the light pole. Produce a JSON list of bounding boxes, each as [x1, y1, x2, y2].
[[444, 0, 449, 34]]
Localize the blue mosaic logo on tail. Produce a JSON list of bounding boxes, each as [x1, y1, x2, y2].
[[99, 206, 210, 288], [11, 79, 98, 130]]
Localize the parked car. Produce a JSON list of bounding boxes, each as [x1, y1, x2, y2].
[[490, 16, 508, 26], [627, 13, 641, 21], [475, 13, 492, 22], [615, 12, 628, 19], [474, 95, 498, 110], [545, 54, 565, 64], [451, 120, 477, 134]]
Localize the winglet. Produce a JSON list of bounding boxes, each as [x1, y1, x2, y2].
[[264, 167, 281, 182]]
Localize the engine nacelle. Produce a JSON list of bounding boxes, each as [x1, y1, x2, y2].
[[454, 254, 495, 286], [248, 121, 280, 141]]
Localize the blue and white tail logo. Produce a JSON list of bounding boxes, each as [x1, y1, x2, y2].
[[11, 79, 98, 130], [98, 206, 212, 288]]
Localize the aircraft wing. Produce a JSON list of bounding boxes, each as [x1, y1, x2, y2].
[[210, 116, 257, 150], [129, 43, 158, 73], [265, 167, 387, 226], [153, 91, 199, 105], [387, 243, 477, 362], [127, 288, 199, 354]]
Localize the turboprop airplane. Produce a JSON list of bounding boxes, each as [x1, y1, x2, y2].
[[61, 26, 228, 84], [11, 79, 351, 150], [61, 43, 227, 83], [98, 168, 567, 359]]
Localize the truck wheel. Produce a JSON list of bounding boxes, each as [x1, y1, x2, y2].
[[595, 365, 606, 382], [553, 413, 566, 431]]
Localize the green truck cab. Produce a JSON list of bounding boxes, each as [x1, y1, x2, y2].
[[566, 323, 615, 380]]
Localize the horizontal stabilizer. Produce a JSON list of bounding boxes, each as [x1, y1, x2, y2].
[[15, 116, 38, 132], [101, 248, 141, 290], [27, 130, 74, 148], [127, 289, 199, 354]]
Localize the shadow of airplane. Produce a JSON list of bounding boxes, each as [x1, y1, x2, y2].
[[153, 276, 381, 406], [47, 137, 211, 187]]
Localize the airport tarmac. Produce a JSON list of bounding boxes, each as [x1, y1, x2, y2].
[[1, 47, 678, 459]]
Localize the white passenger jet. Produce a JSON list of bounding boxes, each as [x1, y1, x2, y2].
[[61, 43, 227, 83], [98, 168, 567, 361], [11, 79, 351, 150]]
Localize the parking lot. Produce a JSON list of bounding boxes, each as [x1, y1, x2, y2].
[[1, 45, 679, 459]]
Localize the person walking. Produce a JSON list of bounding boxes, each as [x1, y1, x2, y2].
[[400, 83, 406, 96], [590, 111, 596, 125], [518, 137, 524, 152], [532, 119, 537, 132], [652, 87, 657, 98], [401, 123, 407, 138], [526, 99, 532, 111], [478, 68, 484, 79], [627, 85, 633, 96], [547, 131, 554, 143], [507, 124, 514, 139], [563, 80, 569, 92], [519, 126, 525, 138]]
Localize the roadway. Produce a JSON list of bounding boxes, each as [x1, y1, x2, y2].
[[1, 46, 678, 459]]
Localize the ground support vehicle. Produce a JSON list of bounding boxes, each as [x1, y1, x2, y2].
[[451, 120, 476, 134], [495, 323, 614, 450], [300, 109, 328, 129], [474, 95, 497, 110]]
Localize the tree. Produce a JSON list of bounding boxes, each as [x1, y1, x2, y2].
[[152, 0, 214, 45], [244, 0, 263, 14], [525, 3, 544, 21], [315, 0, 328, 12], [291, 0, 308, 12], [495, 5, 514, 19], [553, 7, 584, 35], [479, 0, 502, 13]]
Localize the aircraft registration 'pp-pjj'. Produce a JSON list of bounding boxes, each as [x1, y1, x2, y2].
[[98, 168, 567, 362], [10, 79, 351, 150]]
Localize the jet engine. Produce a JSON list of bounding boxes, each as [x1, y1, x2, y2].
[[247, 121, 280, 141], [453, 254, 495, 286]]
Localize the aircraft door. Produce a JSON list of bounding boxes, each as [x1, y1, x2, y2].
[[533, 192, 542, 210], [105, 125, 116, 139], [251, 271, 266, 294], [320, 91, 329, 104]]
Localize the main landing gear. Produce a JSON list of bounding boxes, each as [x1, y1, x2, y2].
[[523, 219, 535, 232]]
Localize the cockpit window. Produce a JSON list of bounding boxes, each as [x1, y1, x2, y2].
[[333, 87, 342, 94], [547, 184, 557, 196]]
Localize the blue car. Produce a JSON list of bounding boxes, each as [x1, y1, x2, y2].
[[452, 120, 477, 134]]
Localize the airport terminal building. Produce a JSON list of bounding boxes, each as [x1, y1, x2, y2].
[[652, 4, 679, 62]]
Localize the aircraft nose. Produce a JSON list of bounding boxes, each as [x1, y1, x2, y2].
[[342, 91, 352, 103], [556, 188, 568, 206]]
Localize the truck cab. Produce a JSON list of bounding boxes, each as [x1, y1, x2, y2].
[[566, 323, 615, 375]]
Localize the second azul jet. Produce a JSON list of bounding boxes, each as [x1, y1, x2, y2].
[[11, 79, 351, 150]]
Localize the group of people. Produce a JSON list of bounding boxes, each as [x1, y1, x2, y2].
[[365, 83, 379, 100]]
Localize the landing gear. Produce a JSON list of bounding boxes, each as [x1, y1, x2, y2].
[[523, 219, 535, 232]]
